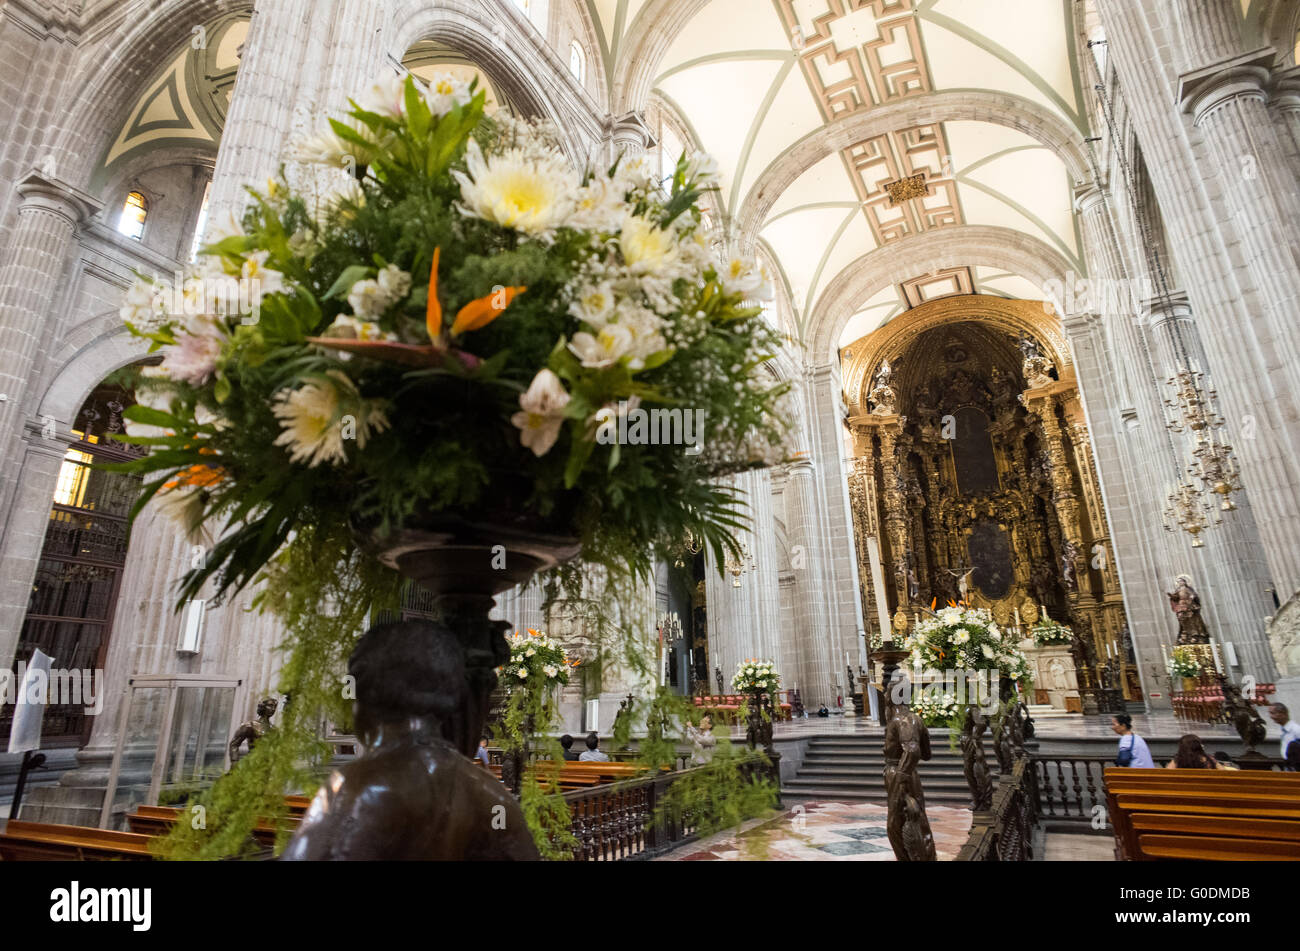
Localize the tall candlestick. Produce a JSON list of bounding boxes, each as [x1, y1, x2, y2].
[[1014, 608, 1021, 627]]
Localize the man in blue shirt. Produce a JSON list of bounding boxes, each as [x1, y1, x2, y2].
[[1111, 714, 1156, 767], [1269, 703, 1300, 768]]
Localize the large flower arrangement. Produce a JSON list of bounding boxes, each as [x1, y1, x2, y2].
[[502, 629, 573, 689], [116, 73, 790, 603], [1166, 645, 1205, 679], [905, 606, 1031, 684], [1030, 618, 1073, 646], [731, 659, 780, 694]]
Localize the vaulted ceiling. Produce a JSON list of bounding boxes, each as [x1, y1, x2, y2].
[[586, 0, 1091, 353]]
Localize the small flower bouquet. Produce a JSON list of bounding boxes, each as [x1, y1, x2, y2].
[[731, 659, 780, 694], [905, 606, 1031, 683], [502, 629, 572, 690], [115, 72, 790, 602], [912, 690, 959, 728], [1166, 645, 1204, 679], [1030, 618, 1073, 646]]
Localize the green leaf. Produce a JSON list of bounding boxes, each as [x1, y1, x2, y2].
[[323, 265, 374, 301]]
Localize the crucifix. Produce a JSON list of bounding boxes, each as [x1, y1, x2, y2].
[[944, 565, 976, 603]]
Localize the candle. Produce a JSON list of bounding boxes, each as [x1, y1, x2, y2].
[[1209, 638, 1223, 673], [1161, 643, 1169, 664], [1014, 608, 1021, 627]]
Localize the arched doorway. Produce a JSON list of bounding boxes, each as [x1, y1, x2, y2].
[[0, 368, 149, 748]]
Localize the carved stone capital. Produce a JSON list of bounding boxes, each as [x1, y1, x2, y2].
[[1177, 47, 1275, 125], [15, 169, 102, 225]]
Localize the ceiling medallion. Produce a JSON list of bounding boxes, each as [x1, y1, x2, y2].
[[885, 173, 928, 206]]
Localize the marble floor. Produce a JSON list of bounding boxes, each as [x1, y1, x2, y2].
[[1042, 832, 1116, 861], [658, 800, 972, 861]]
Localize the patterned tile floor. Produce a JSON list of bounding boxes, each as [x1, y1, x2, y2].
[[658, 800, 972, 861]]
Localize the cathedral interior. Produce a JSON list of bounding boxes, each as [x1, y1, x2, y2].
[[0, 0, 1297, 876]]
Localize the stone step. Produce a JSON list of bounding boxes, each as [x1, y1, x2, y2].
[[780, 788, 976, 806]]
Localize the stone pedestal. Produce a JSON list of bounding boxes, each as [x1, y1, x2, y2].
[[1023, 640, 1081, 715]]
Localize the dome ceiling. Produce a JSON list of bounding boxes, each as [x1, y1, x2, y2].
[[585, 0, 1090, 350]]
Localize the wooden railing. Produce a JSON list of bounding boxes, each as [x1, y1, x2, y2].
[[956, 757, 1038, 861], [559, 754, 778, 861], [1031, 755, 1112, 823]]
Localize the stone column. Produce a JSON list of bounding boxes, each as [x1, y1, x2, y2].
[[0, 423, 72, 669], [781, 459, 831, 706], [606, 111, 655, 164], [1267, 66, 1300, 173], [1145, 294, 1278, 682], [1097, 0, 1300, 600]]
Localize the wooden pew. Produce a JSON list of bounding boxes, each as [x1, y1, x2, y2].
[[1105, 767, 1300, 861], [0, 821, 154, 862], [126, 805, 298, 849]]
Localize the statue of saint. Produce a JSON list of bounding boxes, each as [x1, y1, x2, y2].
[[1016, 334, 1042, 362], [906, 563, 920, 603], [228, 697, 278, 766], [869, 372, 898, 416], [1060, 540, 1080, 592], [883, 674, 936, 861], [959, 706, 993, 811], [1168, 575, 1210, 645], [282, 620, 539, 861]]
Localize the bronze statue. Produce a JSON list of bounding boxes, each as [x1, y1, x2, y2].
[[959, 706, 993, 811], [992, 705, 1015, 774], [282, 620, 539, 860], [882, 674, 936, 861], [228, 697, 278, 766], [1221, 681, 1268, 756], [1168, 575, 1210, 645]]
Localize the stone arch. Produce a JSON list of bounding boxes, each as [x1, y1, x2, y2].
[[612, 0, 712, 113], [807, 224, 1076, 364], [36, 321, 152, 428], [735, 90, 1089, 247], [387, 0, 603, 163], [839, 294, 1073, 417], [50, 0, 253, 192]]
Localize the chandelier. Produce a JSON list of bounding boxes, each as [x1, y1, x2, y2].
[[1163, 364, 1242, 518], [724, 541, 756, 588], [1162, 480, 1210, 547]]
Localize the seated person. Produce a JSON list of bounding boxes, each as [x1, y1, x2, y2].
[[578, 732, 610, 762], [1165, 733, 1232, 769], [559, 734, 580, 762]]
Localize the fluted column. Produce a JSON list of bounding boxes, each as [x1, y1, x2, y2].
[[1097, 0, 1300, 598], [782, 459, 832, 705], [0, 173, 100, 523], [1145, 295, 1278, 682], [1268, 67, 1300, 174], [206, 0, 389, 232]]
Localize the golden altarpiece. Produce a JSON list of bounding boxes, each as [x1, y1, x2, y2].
[[841, 296, 1136, 714]]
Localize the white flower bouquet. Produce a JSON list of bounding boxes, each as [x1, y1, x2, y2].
[[114, 72, 791, 602], [905, 606, 1031, 684], [502, 629, 572, 689], [731, 658, 780, 694]]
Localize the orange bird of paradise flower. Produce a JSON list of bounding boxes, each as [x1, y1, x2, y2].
[[307, 247, 525, 367]]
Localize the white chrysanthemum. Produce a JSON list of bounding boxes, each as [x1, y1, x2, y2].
[[272, 372, 390, 468], [425, 72, 472, 117], [543, 665, 557, 679], [453, 139, 578, 237], [162, 315, 225, 386], [570, 177, 628, 233], [619, 216, 678, 275], [569, 283, 616, 327], [516, 669, 528, 680], [348, 279, 389, 320], [511, 369, 571, 457]]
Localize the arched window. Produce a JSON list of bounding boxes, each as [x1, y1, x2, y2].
[[569, 40, 586, 84], [118, 190, 148, 241]]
